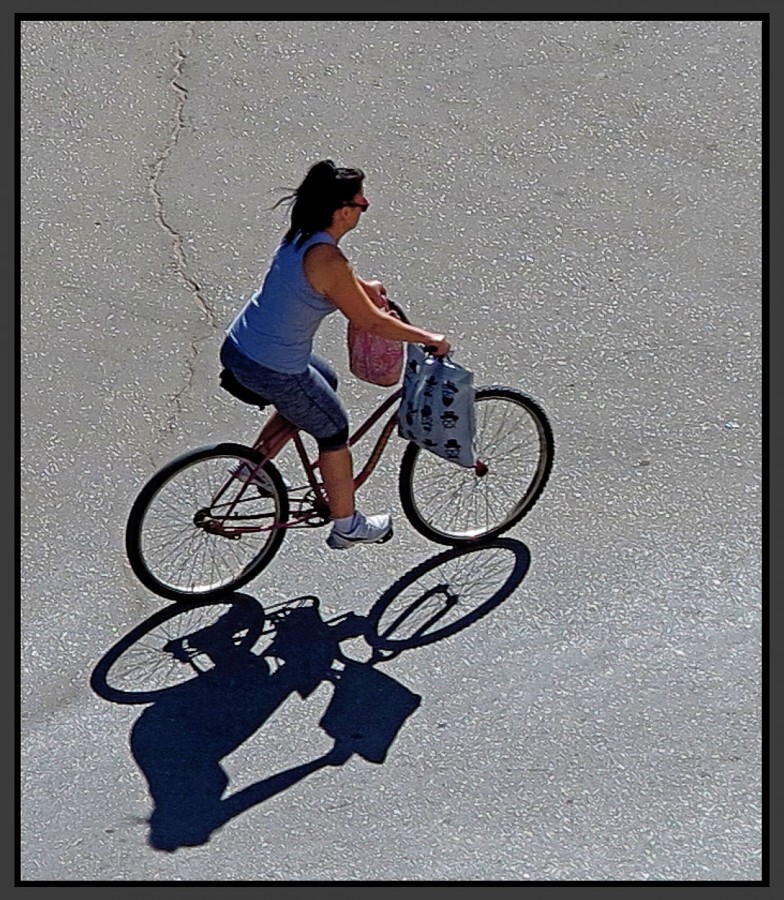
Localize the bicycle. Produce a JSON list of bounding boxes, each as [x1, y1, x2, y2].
[[125, 310, 554, 602], [94, 539, 531, 705]]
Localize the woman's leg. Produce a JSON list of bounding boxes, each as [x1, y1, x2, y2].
[[318, 446, 355, 519], [220, 342, 294, 458], [228, 356, 355, 516], [253, 411, 296, 458], [254, 353, 343, 458], [221, 345, 389, 542]]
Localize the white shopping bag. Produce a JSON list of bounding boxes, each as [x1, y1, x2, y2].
[[398, 344, 477, 468]]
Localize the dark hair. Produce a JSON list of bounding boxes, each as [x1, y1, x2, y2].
[[273, 159, 365, 247]]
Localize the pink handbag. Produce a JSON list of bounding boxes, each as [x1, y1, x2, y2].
[[347, 294, 404, 387]]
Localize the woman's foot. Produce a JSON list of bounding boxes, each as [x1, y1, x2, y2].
[[326, 511, 393, 549]]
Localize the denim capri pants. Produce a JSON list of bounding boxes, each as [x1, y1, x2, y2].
[[220, 339, 350, 451]]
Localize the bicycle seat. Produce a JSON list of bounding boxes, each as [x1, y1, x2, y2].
[[219, 368, 271, 410]]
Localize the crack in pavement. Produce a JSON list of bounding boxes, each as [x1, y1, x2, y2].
[[144, 335, 207, 473], [148, 335, 215, 466], [148, 24, 217, 330], [145, 24, 223, 461]]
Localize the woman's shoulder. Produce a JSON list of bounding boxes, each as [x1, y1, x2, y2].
[[299, 230, 338, 250], [302, 240, 351, 295], [303, 241, 346, 268]]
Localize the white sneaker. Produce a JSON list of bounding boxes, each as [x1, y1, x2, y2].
[[326, 512, 393, 549], [230, 462, 290, 495]]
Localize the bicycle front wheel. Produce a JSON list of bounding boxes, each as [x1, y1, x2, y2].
[[126, 443, 289, 602], [399, 386, 553, 545]]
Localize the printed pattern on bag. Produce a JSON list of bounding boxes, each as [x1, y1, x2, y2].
[[397, 344, 477, 468]]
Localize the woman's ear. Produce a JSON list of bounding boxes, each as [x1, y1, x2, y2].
[[333, 205, 350, 227]]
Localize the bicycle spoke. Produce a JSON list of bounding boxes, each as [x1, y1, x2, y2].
[[128, 448, 288, 599], [93, 595, 267, 702]]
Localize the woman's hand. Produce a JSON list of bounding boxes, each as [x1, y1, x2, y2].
[[425, 335, 451, 357]]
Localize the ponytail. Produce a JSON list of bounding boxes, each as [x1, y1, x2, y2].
[[273, 159, 365, 247]]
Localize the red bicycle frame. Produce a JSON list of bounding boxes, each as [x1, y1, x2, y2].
[[212, 388, 404, 535]]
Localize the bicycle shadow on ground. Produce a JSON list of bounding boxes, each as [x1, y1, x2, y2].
[[91, 538, 530, 852]]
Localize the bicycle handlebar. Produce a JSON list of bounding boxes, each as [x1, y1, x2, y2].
[[386, 297, 410, 325]]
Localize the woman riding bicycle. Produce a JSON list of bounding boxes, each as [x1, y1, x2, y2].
[[220, 159, 451, 549]]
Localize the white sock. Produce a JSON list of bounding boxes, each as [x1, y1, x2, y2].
[[333, 512, 359, 534]]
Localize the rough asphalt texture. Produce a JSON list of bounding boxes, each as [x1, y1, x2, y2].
[[20, 20, 761, 881]]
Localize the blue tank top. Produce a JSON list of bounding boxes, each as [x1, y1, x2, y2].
[[225, 231, 338, 373]]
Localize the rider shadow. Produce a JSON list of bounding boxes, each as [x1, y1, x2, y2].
[[129, 606, 420, 851], [95, 538, 531, 852]]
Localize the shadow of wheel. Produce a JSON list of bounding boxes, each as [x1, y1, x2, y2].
[[366, 537, 531, 653], [90, 593, 266, 704]]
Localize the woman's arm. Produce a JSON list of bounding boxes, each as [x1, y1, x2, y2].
[[305, 245, 451, 355]]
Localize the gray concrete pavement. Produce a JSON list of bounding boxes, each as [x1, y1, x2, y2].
[[20, 19, 761, 881]]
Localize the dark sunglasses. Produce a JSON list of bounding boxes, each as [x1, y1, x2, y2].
[[343, 199, 370, 211]]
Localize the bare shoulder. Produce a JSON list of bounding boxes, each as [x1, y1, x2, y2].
[[303, 242, 346, 267], [303, 242, 351, 292]]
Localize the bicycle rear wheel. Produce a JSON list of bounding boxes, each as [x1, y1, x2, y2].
[[399, 386, 553, 545], [90, 593, 266, 704], [126, 443, 289, 602]]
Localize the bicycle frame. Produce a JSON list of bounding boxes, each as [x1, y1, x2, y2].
[[209, 387, 404, 536]]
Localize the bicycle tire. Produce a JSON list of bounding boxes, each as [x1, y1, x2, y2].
[[126, 443, 289, 602], [90, 593, 266, 704], [399, 386, 554, 545], [366, 538, 530, 652]]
